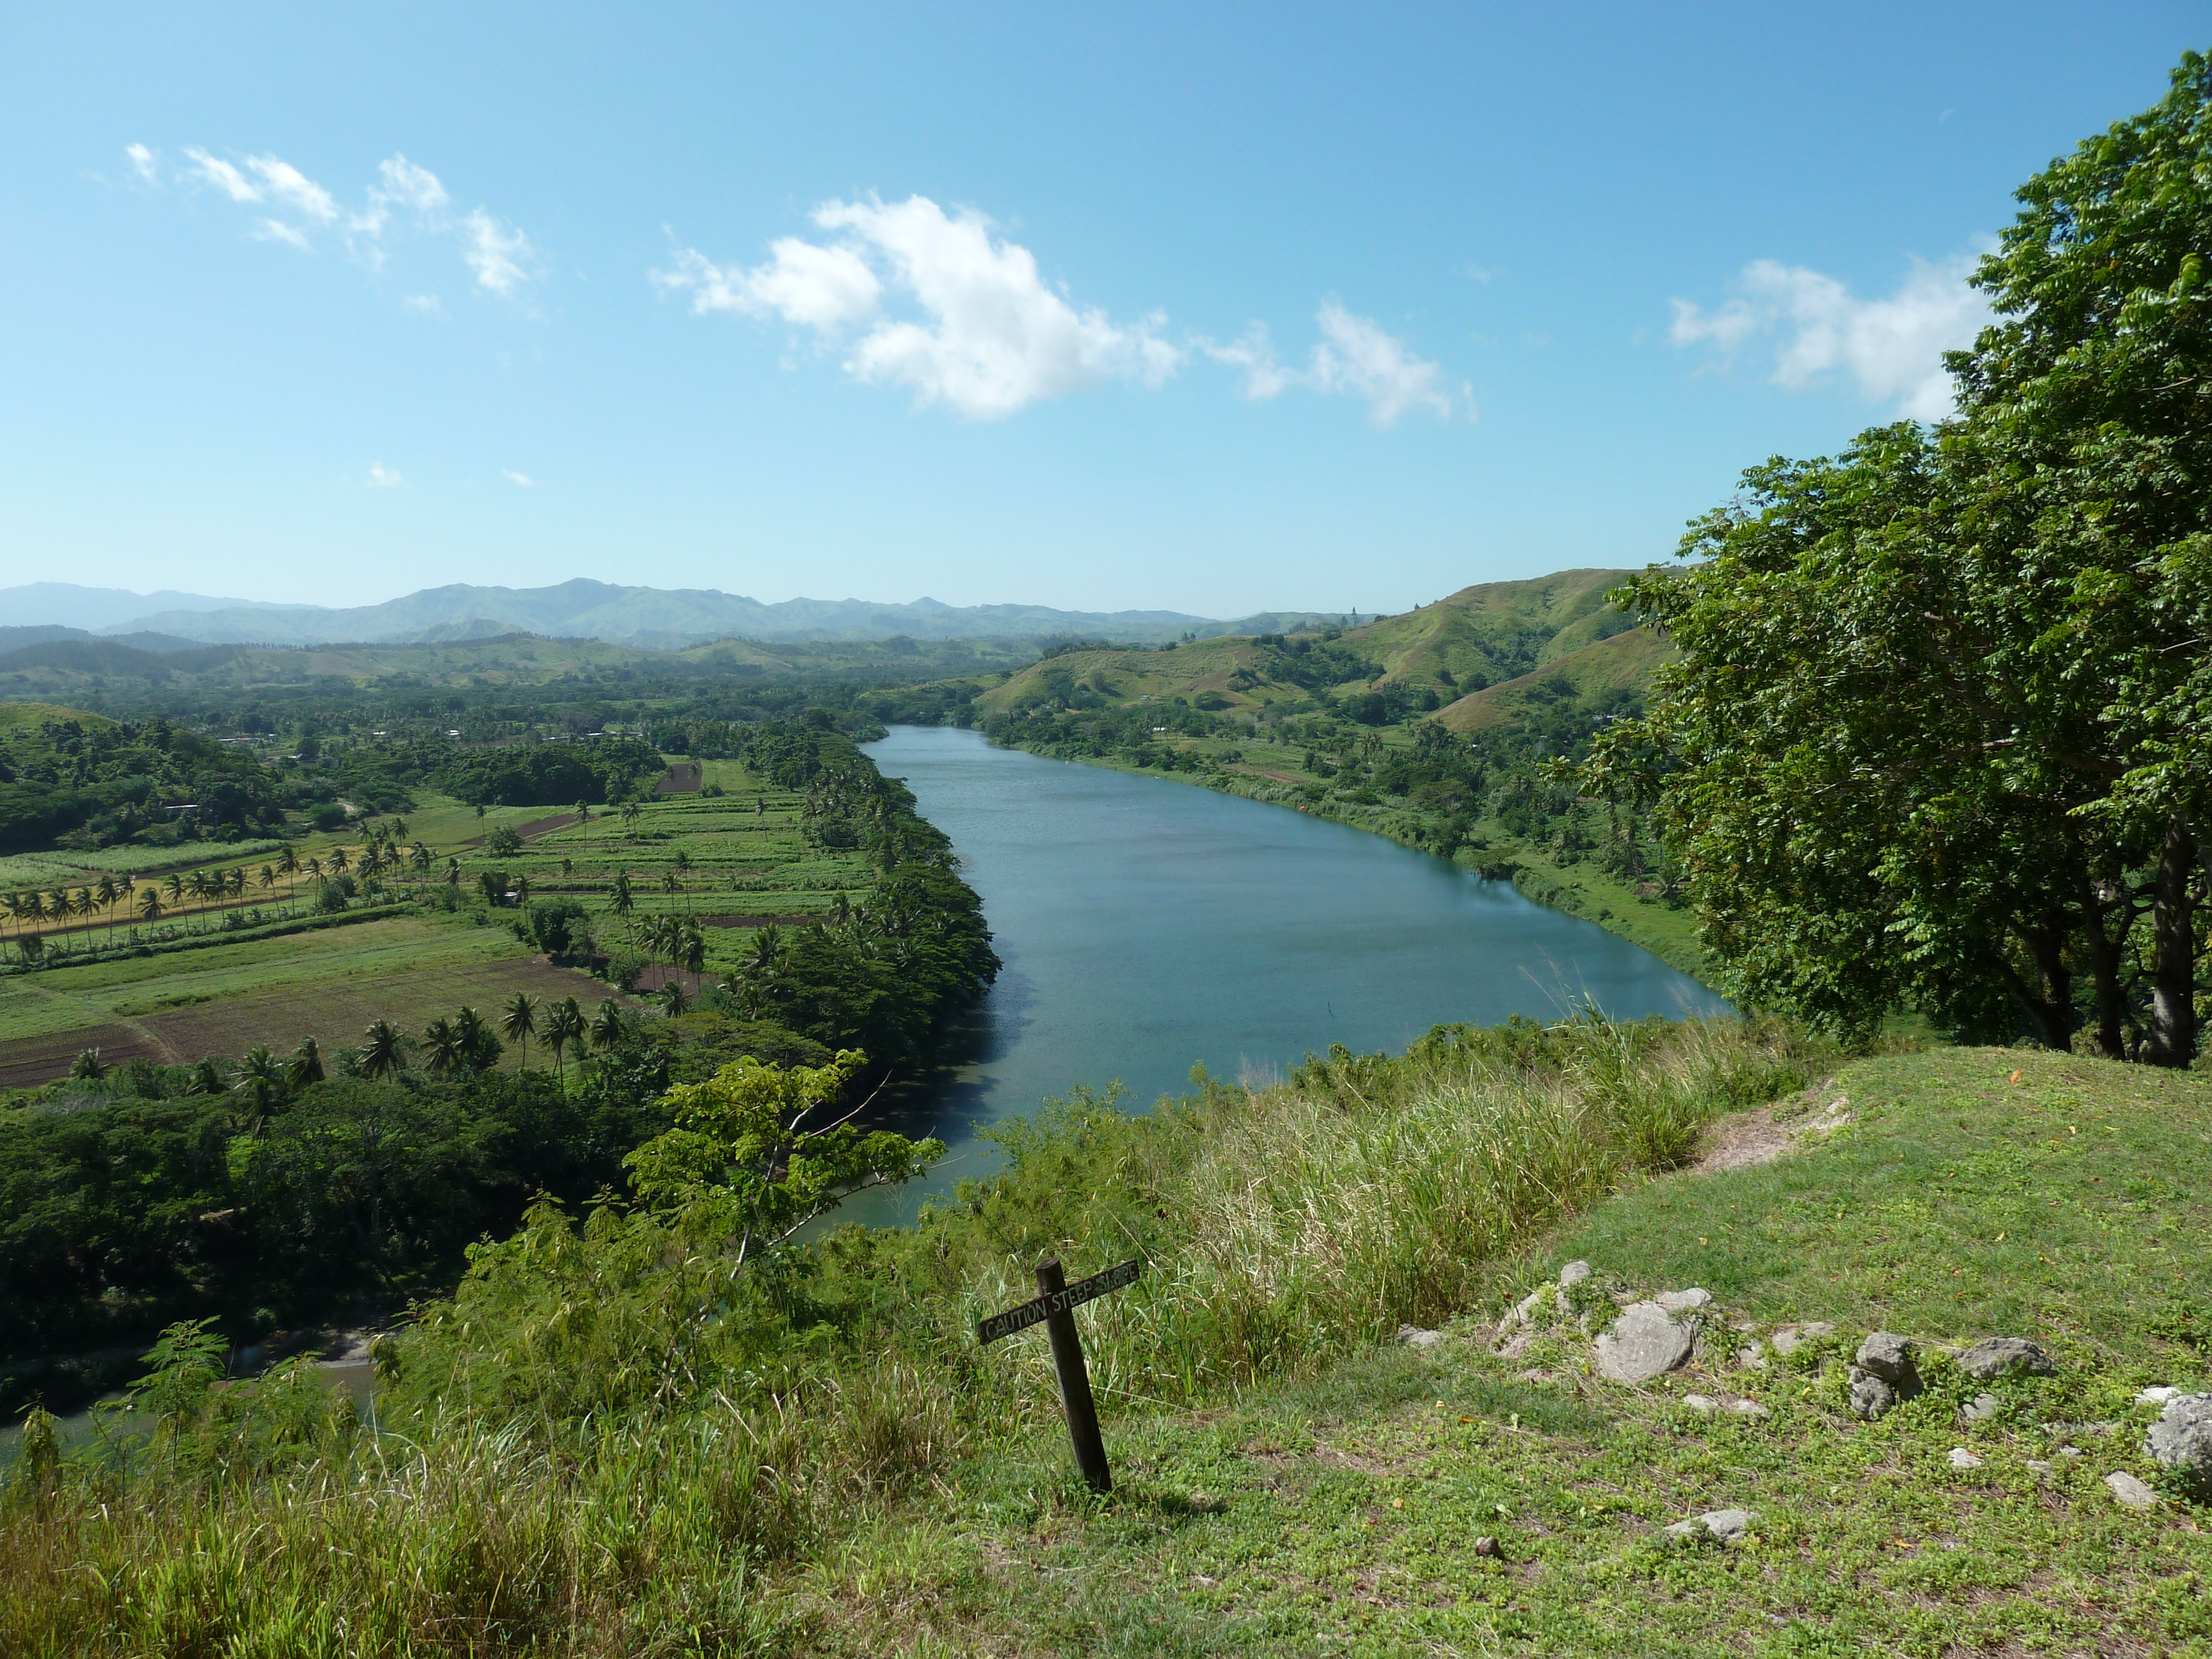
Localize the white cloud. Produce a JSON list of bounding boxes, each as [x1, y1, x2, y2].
[[254, 218, 311, 250], [403, 293, 445, 315], [185, 147, 260, 202], [463, 210, 534, 297], [1670, 252, 1990, 421], [245, 155, 337, 223], [367, 463, 404, 488], [502, 469, 535, 486], [126, 143, 158, 183], [656, 194, 1180, 419], [162, 145, 533, 302], [1201, 304, 1462, 426]]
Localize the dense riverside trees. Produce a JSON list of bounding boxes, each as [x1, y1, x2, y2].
[[1590, 54, 2212, 1062]]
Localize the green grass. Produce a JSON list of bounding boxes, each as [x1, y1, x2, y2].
[[794, 1045, 2212, 1656], [5, 1025, 2209, 1653], [64, 839, 289, 875]]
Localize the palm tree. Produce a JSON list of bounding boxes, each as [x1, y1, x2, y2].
[[453, 1004, 498, 1073], [163, 873, 184, 905], [95, 874, 119, 946], [410, 842, 431, 896], [188, 1056, 227, 1094], [305, 856, 325, 893], [327, 846, 349, 876], [588, 998, 627, 1056], [70, 1047, 106, 1081], [660, 870, 680, 899], [672, 848, 692, 876], [420, 1016, 463, 1077], [680, 921, 707, 994], [360, 1018, 404, 1080], [500, 993, 539, 1068], [278, 844, 300, 911], [137, 886, 164, 926], [391, 816, 409, 841], [258, 864, 276, 907], [513, 873, 531, 907], [542, 997, 584, 1084], [573, 801, 589, 846], [621, 800, 643, 837], [287, 1035, 325, 1091], [231, 1046, 286, 1131], [657, 979, 690, 1018], [611, 872, 635, 940]]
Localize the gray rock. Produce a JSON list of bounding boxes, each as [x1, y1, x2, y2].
[[2025, 1459, 2053, 1474], [1396, 1324, 1444, 1348], [1947, 1446, 1983, 1469], [1959, 1392, 2002, 1424], [2145, 1393, 2212, 1481], [1770, 1321, 1834, 1357], [2105, 1471, 2159, 1509], [2137, 1385, 2182, 1406], [1855, 1331, 1919, 1386], [1665, 1507, 1754, 1543], [1729, 1399, 1771, 1419], [1594, 1301, 1698, 1384], [2058, 1445, 2084, 1459], [1736, 1343, 1768, 1370], [1849, 1368, 1898, 1421], [1655, 1287, 1713, 1313], [1683, 1393, 1719, 1415], [1557, 1260, 1593, 1291], [1958, 1337, 2057, 1381]]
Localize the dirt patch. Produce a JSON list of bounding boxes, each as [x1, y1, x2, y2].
[[1689, 1077, 1854, 1174], [462, 811, 581, 848], [0, 958, 619, 1088], [0, 1022, 169, 1090]]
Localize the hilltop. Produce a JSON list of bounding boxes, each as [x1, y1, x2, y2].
[[970, 567, 1658, 721]]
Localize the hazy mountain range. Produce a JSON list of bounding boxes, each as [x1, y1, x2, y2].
[[0, 580, 1339, 649]]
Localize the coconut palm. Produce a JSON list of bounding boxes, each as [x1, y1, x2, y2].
[[410, 842, 431, 896], [680, 921, 707, 993], [390, 816, 409, 841], [69, 1047, 106, 1081], [542, 997, 584, 1083], [621, 801, 643, 836], [188, 1056, 227, 1094], [573, 801, 589, 846], [287, 1034, 325, 1091], [588, 998, 627, 1055], [163, 873, 182, 904], [327, 846, 349, 875], [513, 872, 530, 907], [231, 1046, 287, 1131], [500, 993, 539, 1068], [420, 1016, 464, 1077], [657, 979, 690, 1018], [453, 1005, 499, 1073], [137, 887, 164, 925], [359, 1018, 404, 1081]]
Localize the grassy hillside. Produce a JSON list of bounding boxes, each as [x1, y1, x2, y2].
[[8, 1025, 2205, 1655], [0, 701, 115, 732], [1437, 625, 1672, 732]]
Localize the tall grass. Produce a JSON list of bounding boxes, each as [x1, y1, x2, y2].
[[0, 1013, 1818, 1656]]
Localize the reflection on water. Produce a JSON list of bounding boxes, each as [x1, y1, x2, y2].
[[839, 727, 1724, 1225]]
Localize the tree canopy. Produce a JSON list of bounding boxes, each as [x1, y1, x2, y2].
[[1590, 53, 2212, 1063]]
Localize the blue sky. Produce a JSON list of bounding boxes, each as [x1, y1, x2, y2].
[[1, 4, 2201, 618]]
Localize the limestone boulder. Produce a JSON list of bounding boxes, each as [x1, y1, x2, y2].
[[1595, 1301, 1697, 1384], [1957, 1337, 2057, 1381]]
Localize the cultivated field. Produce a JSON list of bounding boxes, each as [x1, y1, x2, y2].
[[0, 757, 876, 1088]]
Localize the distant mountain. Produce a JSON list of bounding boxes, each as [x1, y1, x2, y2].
[[51, 578, 1333, 649], [0, 583, 276, 631]]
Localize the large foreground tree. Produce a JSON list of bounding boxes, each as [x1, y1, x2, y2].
[[1590, 54, 2212, 1062]]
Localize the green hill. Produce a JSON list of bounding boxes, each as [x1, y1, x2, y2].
[[1437, 624, 1672, 731], [0, 700, 117, 732]]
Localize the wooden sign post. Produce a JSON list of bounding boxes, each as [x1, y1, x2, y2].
[[977, 1256, 1141, 1493]]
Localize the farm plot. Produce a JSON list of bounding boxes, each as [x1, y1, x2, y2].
[[0, 917, 614, 1088]]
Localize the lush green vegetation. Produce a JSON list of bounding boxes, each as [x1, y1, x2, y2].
[[0, 711, 285, 853], [1589, 53, 2212, 1067]]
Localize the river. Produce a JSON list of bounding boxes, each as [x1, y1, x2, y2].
[[842, 726, 1724, 1224]]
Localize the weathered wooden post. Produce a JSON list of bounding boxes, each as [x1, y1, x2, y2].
[[976, 1255, 1141, 1494]]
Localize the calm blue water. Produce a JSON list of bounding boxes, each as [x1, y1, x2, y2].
[[843, 726, 1723, 1222]]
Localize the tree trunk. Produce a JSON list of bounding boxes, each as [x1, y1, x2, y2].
[[2075, 871, 2133, 1062], [1996, 923, 2075, 1051], [2142, 816, 2199, 1068]]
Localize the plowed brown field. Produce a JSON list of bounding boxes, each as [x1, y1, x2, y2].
[[0, 956, 619, 1090]]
